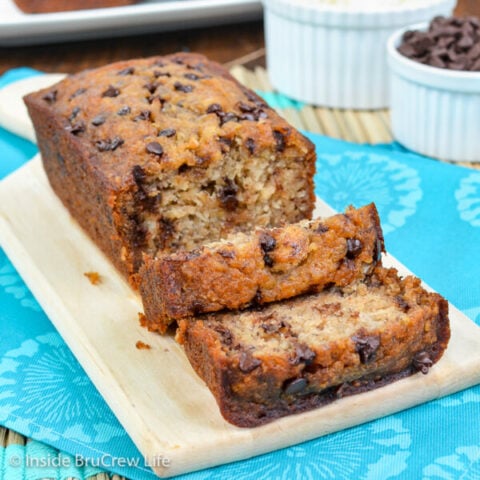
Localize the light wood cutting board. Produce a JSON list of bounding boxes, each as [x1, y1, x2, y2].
[[1, 156, 480, 478]]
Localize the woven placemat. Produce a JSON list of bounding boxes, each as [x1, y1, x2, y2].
[[2, 59, 478, 480]]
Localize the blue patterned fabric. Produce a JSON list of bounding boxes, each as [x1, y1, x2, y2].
[[0, 69, 480, 480]]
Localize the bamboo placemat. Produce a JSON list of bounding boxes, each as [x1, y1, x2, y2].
[[1, 59, 478, 480]]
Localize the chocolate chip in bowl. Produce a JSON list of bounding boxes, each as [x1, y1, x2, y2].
[[387, 16, 480, 163], [397, 16, 480, 71]]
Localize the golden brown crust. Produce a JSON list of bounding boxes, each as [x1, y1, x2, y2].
[[24, 53, 315, 285], [179, 266, 450, 427], [141, 203, 385, 333], [13, 0, 138, 13]]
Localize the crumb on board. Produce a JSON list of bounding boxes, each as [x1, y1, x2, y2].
[[84, 271, 101, 285], [138, 312, 147, 327], [136, 340, 151, 350]]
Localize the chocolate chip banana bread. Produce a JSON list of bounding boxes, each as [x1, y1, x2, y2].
[[177, 266, 450, 427], [140, 203, 384, 333], [24, 53, 315, 286]]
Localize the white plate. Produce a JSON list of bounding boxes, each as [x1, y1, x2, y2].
[[0, 0, 262, 46]]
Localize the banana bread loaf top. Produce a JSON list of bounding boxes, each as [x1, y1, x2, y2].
[[24, 53, 316, 284]]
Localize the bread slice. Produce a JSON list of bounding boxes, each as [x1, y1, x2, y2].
[[140, 203, 384, 333], [177, 266, 450, 427]]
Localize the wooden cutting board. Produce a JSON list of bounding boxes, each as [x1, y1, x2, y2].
[[1, 156, 480, 478]]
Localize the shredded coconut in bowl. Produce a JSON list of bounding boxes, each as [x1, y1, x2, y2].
[[305, 0, 448, 10]]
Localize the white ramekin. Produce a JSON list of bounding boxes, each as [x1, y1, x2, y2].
[[388, 24, 480, 163], [262, 0, 456, 109]]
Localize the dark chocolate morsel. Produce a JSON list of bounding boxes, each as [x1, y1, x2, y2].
[[134, 110, 152, 122], [218, 178, 239, 210], [158, 128, 176, 137], [65, 121, 85, 135], [273, 130, 286, 152], [246, 138, 256, 154], [102, 85, 120, 98], [69, 88, 86, 99], [284, 378, 308, 396], [346, 238, 363, 259], [42, 90, 57, 104], [69, 107, 81, 122], [117, 66, 135, 75], [146, 142, 164, 156], [315, 224, 329, 234], [132, 165, 146, 185], [207, 103, 222, 114], [117, 106, 131, 116], [95, 136, 124, 152], [239, 351, 262, 373], [91, 114, 106, 126], [413, 351, 433, 374], [174, 82, 194, 93], [352, 334, 380, 364], [290, 344, 316, 365]]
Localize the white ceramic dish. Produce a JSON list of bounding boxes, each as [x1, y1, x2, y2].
[[262, 0, 456, 109], [0, 0, 262, 46], [388, 23, 480, 163]]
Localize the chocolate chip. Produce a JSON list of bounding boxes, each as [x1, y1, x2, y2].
[[346, 238, 363, 259], [284, 378, 308, 396], [260, 233, 276, 253], [395, 296, 410, 312], [273, 130, 286, 152], [42, 90, 57, 104], [95, 136, 124, 152], [413, 351, 433, 374], [153, 70, 171, 78], [117, 66, 134, 75], [91, 114, 106, 126], [352, 335, 380, 363], [290, 344, 316, 366], [239, 351, 261, 373], [398, 15, 480, 71], [145, 142, 164, 156], [117, 106, 131, 116], [69, 88, 86, 99], [68, 107, 81, 122], [153, 59, 167, 67], [132, 165, 146, 185], [134, 110, 152, 122], [218, 178, 239, 210], [315, 224, 329, 234], [246, 138, 256, 154], [65, 121, 85, 135], [158, 128, 176, 137], [102, 85, 120, 98], [183, 73, 201, 80], [218, 249, 235, 259], [220, 112, 239, 126], [174, 82, 194, 93], [238, 102, 255, 112], [260, 232, 276, 268], [213, 325, 232, 346], [207, 103, 222, 114], [144, 82, 158, 94]]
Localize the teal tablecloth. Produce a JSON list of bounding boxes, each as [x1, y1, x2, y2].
[[1, 68, 480, 480]]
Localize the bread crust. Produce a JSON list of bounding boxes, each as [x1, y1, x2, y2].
[[140, 203, 385, 333], [24, 53, 315, 285], [178, 266, 450, 427]]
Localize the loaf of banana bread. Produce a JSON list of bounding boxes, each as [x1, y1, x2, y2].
[[24, 53, 315, 285], [140, 203, 384, 333], [177, 266, 450, 427]]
